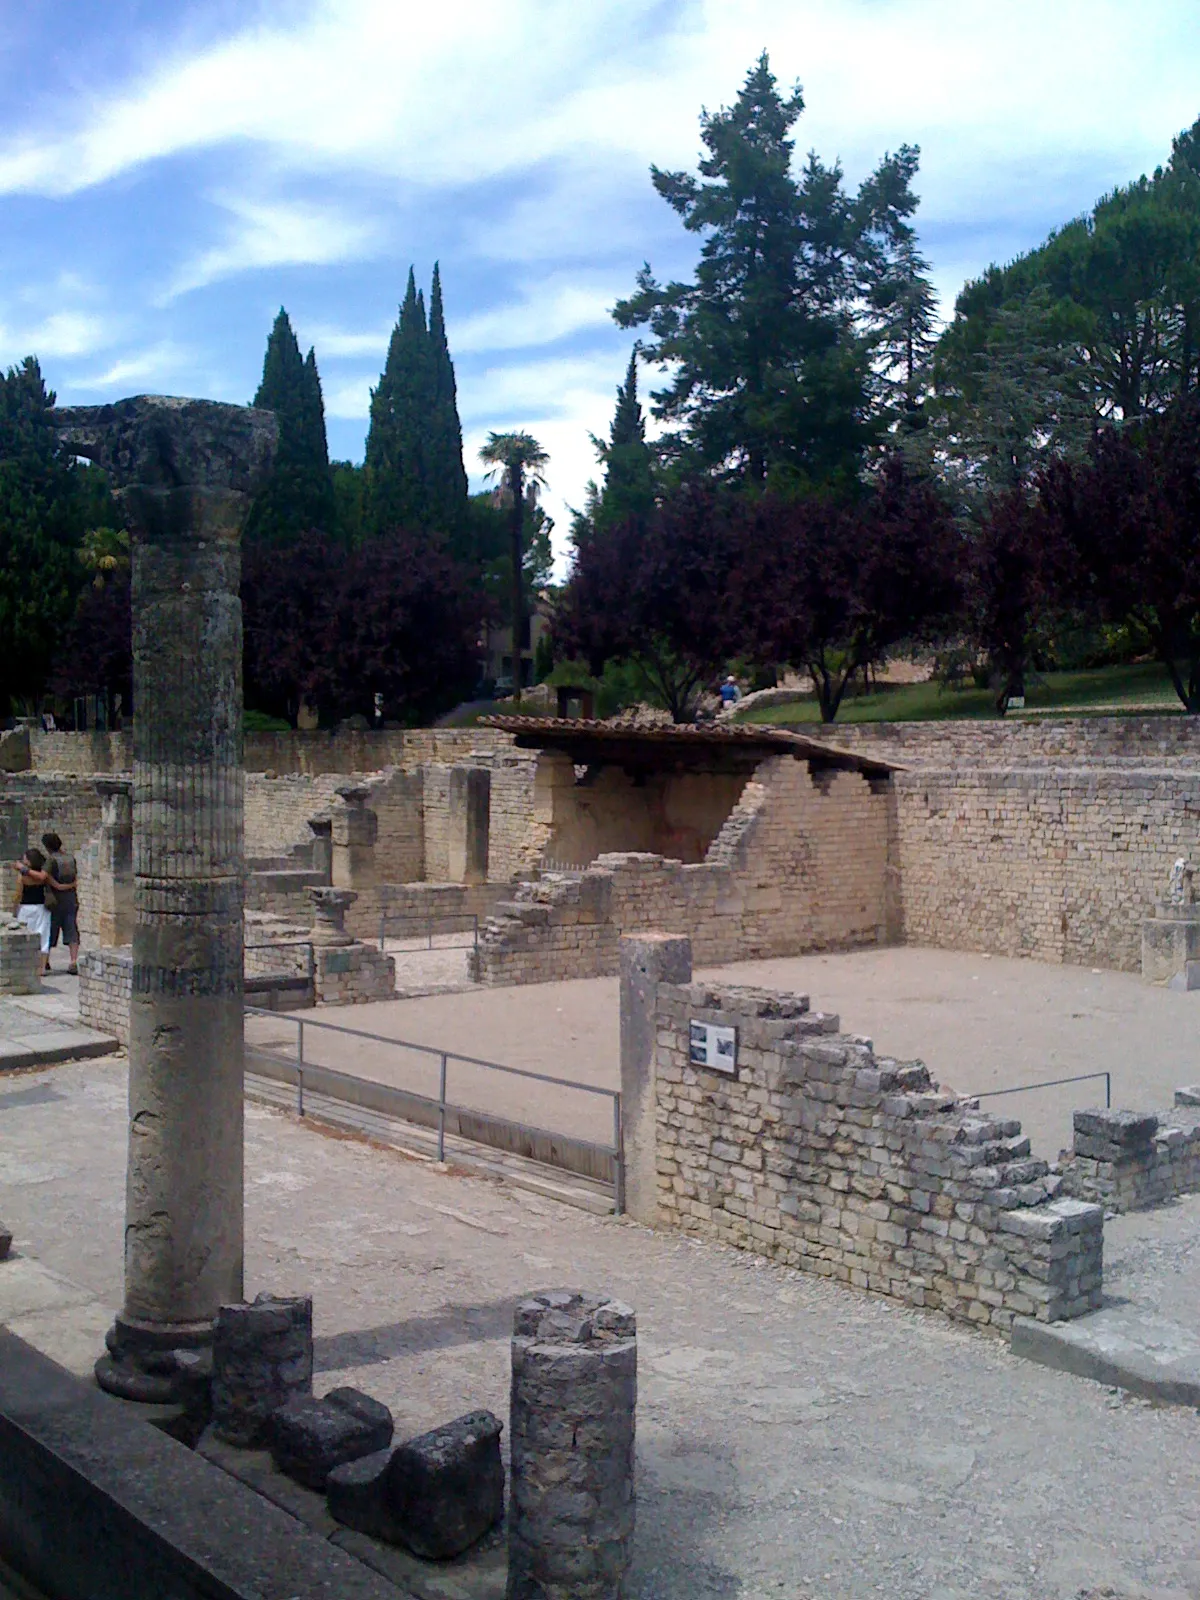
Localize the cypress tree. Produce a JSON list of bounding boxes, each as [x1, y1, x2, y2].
[[0, 357, 114, 711], [598, 350, 655, 529], [365, 269, 434, 534], [245, 308, 335, 546], [426, 262, 469, 532], [573, 349, 657, 545]]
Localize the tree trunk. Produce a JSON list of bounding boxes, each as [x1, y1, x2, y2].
[[510, 462, 525, 708]]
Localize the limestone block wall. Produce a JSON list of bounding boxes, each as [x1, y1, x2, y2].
[[78, 947, 132, 1042], [244, 773, 346, 859], [653, 982, 1104, 1330], [344, 881, 507, 943], [472, 757, 892, 985], [831, 715, 1200, 768], [894, 767, 1200, 971], [537, 751, 749, 866], [314, 942, 396, 1004], [1057, 1100, 1200, 1212]]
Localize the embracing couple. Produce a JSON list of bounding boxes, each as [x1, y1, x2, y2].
[[9, 832, 80, 976]]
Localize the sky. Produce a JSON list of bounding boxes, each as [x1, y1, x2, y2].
[[2, 0, 1200, 567]]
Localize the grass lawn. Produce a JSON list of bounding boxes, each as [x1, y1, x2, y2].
[[736, 660, 1184, 725]]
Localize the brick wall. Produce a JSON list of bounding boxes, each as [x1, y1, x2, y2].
[[894, 767, 1200, 971], [472, 756, 892, 984], [653, 981, 1104, 1331]]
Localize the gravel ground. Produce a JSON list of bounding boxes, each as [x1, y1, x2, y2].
[[3, 1057, 1200, 1600]]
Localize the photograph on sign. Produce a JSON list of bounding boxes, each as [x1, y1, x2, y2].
[[689, 1020, 738, 1074]]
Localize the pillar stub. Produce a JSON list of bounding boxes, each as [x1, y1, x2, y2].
[[508, 1289, 637, 1600], [309, 886, 358, 947]]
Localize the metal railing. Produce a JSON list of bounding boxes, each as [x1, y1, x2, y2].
[[976, 1070, 1111, 1109], [377, 912, 479, 954], [243, 1007, 624, 1211], [243, 937, 316, 1007]]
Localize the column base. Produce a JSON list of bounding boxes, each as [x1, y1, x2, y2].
[[95, 1313, 214, 1406]]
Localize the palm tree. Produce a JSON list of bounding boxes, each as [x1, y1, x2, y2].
[[479, 431, 548, 706], [78, 525, 130, 589]]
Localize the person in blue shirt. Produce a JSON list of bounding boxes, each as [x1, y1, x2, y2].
[[719, 675, 741, 709]]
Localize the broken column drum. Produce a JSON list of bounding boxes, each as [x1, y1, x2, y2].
[[55, 397, 277, 1403], [508, 1290, 637, 1600]]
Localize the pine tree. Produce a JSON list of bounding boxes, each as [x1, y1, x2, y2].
[[426, 263, 469, 533], [856, 146, 939, 433], [366, 269, 434, 535], [245, 309, 335, 546], [614, 54, 887, 490]]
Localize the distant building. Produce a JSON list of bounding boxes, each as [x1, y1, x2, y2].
[[480, 594, 553, 691]]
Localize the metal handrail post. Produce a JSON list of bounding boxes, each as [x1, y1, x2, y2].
[[437, 1053, 448, 1162], [1105, 1071, 1111, 1109], [612, 1093, 625, 1216], [379, 911, 387, 953], [297, 1066, 305, 1118]]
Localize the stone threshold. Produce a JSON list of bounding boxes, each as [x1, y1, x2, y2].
[[1011, 1305, 1200, 1406]]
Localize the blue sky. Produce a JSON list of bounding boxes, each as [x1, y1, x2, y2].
[[3, 0, 1199, 564]]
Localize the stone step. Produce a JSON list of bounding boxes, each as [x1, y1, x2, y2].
[[1012, 1308, 1200, 1408]]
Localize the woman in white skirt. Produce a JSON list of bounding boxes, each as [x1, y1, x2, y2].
[[10, 848, 51, 975]]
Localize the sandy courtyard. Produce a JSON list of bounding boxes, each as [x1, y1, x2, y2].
[[248, 946, 1200, 1157]]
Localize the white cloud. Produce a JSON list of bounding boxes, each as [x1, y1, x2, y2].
[[71, 340, 191, 390], [312, 275, 622, 365], [166, 193, 381, 298], [4, 0, 1196, 212], [0, 309, 113, 363]]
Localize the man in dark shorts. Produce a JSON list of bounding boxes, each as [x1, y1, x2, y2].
[[41, 831, 80, 975]]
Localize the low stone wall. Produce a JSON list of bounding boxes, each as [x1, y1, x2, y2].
[[651, 981, 1103, 1331], [314, 943, 395, 1005], [472, 756, 893, 986], [1057, 1100, 1200, 1212], [346, 881, 508, 943], [78, 947, 132, 1043], [830, 714, 1200, 768]]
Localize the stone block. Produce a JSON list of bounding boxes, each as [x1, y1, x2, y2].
[[0, 1220, 11, 1260], [1073, 1109, 1158, 1151], [379, 1410, 505, 1560], [211, 1294, 313, 1448], [270, 1388, 394, 1490]]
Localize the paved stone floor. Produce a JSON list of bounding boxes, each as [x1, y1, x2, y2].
[[0, 971, 113, 1070], [247, 946, 1200, 1158], [4, 1056, 1200, 1600]]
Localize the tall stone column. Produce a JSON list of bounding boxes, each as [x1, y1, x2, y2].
[[55, 397, 277, 1402], [94, 777, 134, 947]]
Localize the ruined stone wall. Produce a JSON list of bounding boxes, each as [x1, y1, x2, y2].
[[894, 767, 1200, 971], [244, 774, 346, 859], [364, 770, 425, 882], [24, 725, 518, 778], [489, 754, 545, 881], [653, 982, 1104, 1331], [339, 880, 507, 942], [1057, 1101, 1200, 1212], [472, 757, 892, 985]]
